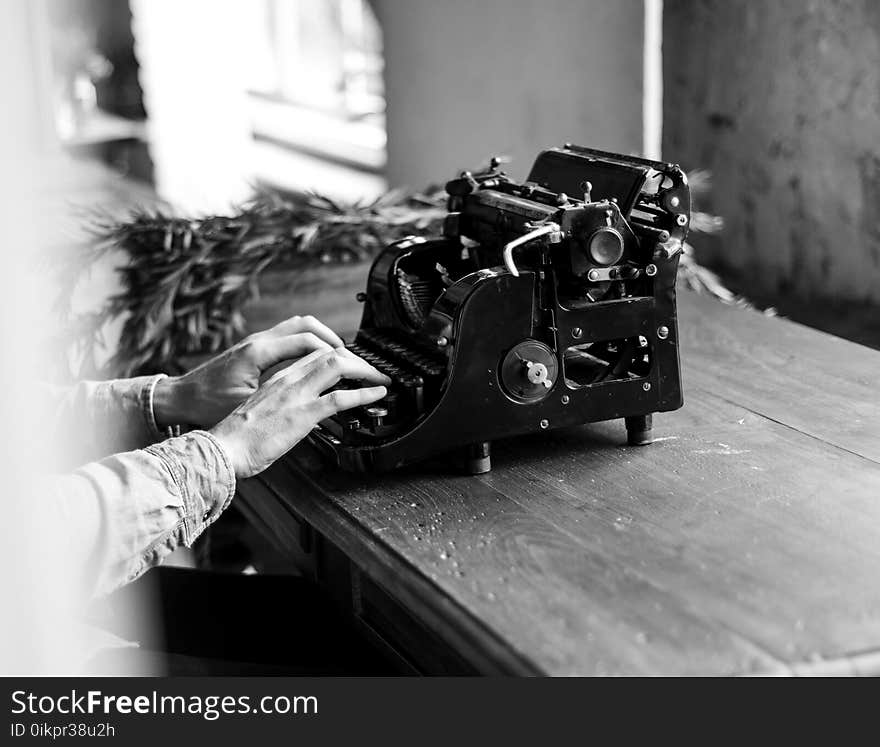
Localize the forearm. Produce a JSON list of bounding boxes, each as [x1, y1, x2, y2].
[[43, 430, 235, 599]]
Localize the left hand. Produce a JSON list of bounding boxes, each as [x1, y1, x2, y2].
[[153, 315, 345, 429]]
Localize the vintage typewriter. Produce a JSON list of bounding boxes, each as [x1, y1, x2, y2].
[[309, 144, 689, 473]]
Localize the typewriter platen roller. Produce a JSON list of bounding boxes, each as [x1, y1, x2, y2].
[[308, 144, 689, 473]]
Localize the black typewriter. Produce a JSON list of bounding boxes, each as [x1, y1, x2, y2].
[[309, 144, 689, 473]]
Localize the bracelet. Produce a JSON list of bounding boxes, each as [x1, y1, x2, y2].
[[147, 375, 184, 440]]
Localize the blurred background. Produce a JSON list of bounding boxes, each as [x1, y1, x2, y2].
[[1, 0, 879, 672], [3, 0, 879, 342]]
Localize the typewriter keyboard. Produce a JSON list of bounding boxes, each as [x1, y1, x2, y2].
[[323, 328, 448, 442]]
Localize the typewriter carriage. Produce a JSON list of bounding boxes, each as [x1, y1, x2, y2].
[[308, 145, 688, 473]]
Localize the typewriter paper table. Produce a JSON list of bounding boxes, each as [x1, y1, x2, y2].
[[237, 290, 880, 675]]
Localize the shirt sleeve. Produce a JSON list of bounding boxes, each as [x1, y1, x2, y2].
[[45, 375, 168, 470], [41, 430, 235, 600]]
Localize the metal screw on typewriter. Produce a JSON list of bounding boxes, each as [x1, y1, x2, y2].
[[307, 144, 689, 474]]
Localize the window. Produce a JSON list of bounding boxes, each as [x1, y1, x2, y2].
[[247, 0, 386, 175]]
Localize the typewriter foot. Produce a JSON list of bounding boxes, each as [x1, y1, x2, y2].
[[625, 414, 653, 446], [463, 441, 492, 474]]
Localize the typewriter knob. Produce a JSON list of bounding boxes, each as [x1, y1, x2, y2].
[[524, 361, 552, 388], [587, 227, 625, 266], [500, 340, 558, 402], [581, 180, 593, 202]]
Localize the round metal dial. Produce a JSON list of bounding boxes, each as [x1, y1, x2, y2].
[[587, 226, 625, 265], [500, 340, 559, 402]]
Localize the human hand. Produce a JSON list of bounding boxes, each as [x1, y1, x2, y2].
[[210, 347, 390, 478], [153, 315, 345, 429]]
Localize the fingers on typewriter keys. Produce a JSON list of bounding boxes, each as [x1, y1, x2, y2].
[[322, 386, 388, 419], [306, 349, 390, 393]]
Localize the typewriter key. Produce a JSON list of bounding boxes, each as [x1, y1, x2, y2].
[[366, 407, 388, 429], [399, 375, 425, 413]]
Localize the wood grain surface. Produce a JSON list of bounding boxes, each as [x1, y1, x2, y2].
[[240, 289, 880, 675]]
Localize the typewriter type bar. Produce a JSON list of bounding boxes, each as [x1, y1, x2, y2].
[[308, 144, 689, 473]]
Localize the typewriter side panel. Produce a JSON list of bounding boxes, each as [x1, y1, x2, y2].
[[311, 270, 539, 471], [552, 255, 684, 419]]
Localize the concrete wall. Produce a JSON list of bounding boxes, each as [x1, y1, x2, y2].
[[375, 0, 645, 187], [663, 0, 880, 304]]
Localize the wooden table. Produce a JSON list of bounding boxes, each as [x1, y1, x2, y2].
[[236, 289, 880, 675]]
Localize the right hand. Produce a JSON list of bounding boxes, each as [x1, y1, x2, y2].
[[210, 347, 390, 478]]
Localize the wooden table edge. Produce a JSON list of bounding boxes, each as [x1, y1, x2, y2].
[[239, 450, 545, 676]]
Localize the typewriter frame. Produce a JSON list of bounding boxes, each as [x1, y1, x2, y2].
[[308, 145, 688, 473]]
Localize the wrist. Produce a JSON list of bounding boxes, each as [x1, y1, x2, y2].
[[153, 375, 187, 430], [209, 417, 249, 479]]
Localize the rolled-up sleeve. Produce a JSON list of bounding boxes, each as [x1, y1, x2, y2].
[[46, 375, 168, 469], [44, 430, 235, 599]]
